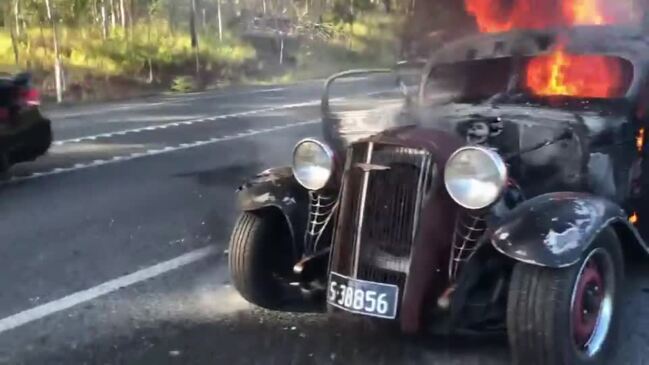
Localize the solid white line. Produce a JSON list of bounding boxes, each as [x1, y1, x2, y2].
[[9, 119, 319, 183], [0, 246, 218, 334]]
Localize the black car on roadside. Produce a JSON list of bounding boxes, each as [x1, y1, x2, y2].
[[227, 25, 649, 365], [0, 72, 53, 173]]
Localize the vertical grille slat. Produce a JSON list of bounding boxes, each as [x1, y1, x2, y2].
[[449, 211, 487, 279]]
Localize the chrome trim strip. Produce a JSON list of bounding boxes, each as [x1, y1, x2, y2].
[[352, 142, 374, 278], [412, 154, 430, 241], [406, 154, 433, 275]]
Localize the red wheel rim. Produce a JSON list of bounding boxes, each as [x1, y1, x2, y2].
[[570, 248, 615, 357], [572, 261, 604, 347]]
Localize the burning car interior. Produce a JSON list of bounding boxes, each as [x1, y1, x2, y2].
[[227, 1, 649, 365]]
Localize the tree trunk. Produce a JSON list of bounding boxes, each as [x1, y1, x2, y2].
[[9, 13, 20, 65], [45, 0, 63, 103], [120, 0, 126, 28], [14, 0, 21, 37], [39, 23, 46, 55], [190, 0, 200, 77], [169, 0, 176, 35], [101, 0, 109, 39], [110, 0, 116, 29], [217, 0, 223, 41], [128, 0, 134, 41], [147, 9, 153, 84], [382, 0, 391, 13]]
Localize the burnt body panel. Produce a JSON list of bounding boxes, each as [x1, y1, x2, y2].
[[237, 167, 309, 258], [411, 102, 639, 199], [490, 192, 649, 268]]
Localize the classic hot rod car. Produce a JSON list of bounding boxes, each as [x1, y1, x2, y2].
[[228, 25, 649, 365]]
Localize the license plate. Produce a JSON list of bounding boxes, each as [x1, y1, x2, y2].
[[327, 272, 399, 319]]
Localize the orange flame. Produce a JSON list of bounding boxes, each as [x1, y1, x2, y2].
[[525, 50, 623, 98], [638, 128, 645, 152], [563, 0, 607, 25], [630, 212, 639, 224], [464, 0, 617, 33]]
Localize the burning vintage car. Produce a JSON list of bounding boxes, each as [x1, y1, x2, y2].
[[228, 25, 649, 365]]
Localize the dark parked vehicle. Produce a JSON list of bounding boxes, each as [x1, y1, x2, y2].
[[0, 72, 52, 173], [228, 25, 649, 365]]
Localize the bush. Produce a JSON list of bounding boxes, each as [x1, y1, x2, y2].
[[170, 75, 197, 93]]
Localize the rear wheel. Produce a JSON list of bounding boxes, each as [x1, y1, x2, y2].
[[507, 228, 623, 365], [229, 210, 295, 310]]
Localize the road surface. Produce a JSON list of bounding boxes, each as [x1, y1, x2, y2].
[[0, 77, 648, 365]]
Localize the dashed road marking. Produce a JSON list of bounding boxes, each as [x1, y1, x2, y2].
[[0, 246, 218, 334], [53, 100, 319, 146], [8, 119, 319, 184], [46, 86, 289, 119], [53, 90, 390, 146]]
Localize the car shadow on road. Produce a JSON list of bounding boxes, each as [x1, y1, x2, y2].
[[173, 162, 264, 189]]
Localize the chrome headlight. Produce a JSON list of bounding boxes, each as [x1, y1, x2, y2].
[[444, 146, 507, 210], [292, 138, 334, 191]]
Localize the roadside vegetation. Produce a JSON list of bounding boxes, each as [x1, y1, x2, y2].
[[0, 0, 448, 104]]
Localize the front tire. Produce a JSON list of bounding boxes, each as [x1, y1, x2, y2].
[[507, 228, 624, 365], [229, 210, 294, 310]]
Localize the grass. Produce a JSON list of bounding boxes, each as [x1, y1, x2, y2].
[[0, 12, 401, 101], [1, 22, 255, 75]]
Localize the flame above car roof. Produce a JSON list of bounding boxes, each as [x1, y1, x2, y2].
[[430, 25, 649, 66]]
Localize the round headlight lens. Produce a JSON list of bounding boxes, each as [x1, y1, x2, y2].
[[444, 146, 507, 210], [292, 138, 334, 191]]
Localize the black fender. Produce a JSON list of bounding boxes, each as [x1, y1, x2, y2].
[[236, 166, 309, 257], [489, 192, 649, 268]]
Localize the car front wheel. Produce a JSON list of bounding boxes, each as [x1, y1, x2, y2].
[[506, 228, 623, 365], [229, 210, 294, 310]]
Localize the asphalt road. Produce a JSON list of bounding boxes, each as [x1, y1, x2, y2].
[[1, 77, 649, 365]]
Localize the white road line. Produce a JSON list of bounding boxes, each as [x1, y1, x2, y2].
[[53, 100, 319, 146], [0, 246, 218, 334], [53, 89, 391, 146], [46, 87, 288, 119], [9, 119, 319, 184]]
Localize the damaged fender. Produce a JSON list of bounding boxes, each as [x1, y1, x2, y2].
[[490, 192, 649, 268], [237, 166, 309, 256]]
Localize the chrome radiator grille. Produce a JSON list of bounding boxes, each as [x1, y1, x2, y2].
[[331, 142, 434, 286]]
